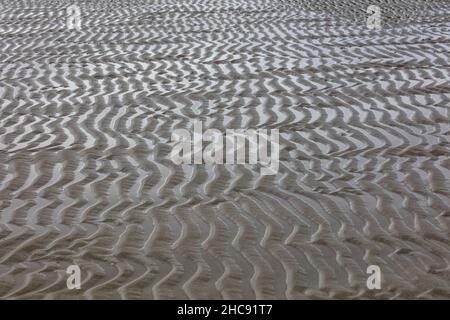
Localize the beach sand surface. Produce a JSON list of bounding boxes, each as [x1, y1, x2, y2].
[[0, 0, 449, 299]]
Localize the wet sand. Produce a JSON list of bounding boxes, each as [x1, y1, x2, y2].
[[0, 0, 449, 299]]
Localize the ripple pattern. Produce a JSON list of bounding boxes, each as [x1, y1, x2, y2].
[[0, 0, 449, 299]]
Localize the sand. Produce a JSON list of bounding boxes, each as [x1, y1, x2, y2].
[[0, 0, 449, 299]]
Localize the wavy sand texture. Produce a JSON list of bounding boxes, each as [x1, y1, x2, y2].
[[0, 0, 449, 299]]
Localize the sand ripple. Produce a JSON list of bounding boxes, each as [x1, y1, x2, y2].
[[0, 0, 449, 299]]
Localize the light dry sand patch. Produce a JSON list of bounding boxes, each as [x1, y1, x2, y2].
[[0, 0, 449, 299]]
